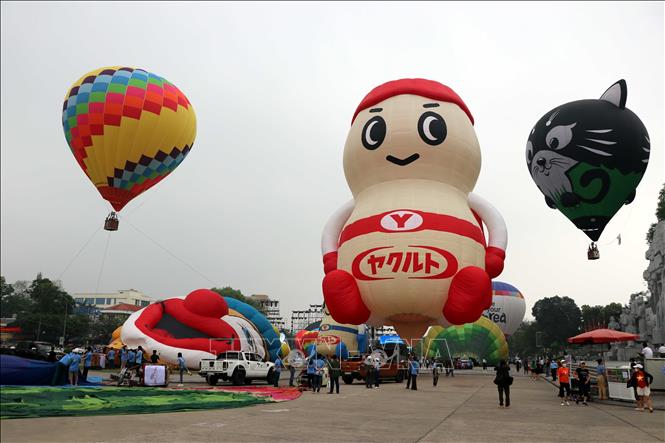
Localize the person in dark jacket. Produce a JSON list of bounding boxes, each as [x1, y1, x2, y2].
[[328, 355, 341, 394], [494, 359, 512, 408]]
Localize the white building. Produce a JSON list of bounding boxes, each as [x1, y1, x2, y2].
[[72, 289, 154, 309], [250, 294, 285, 330], [290, 304, 324, 333]]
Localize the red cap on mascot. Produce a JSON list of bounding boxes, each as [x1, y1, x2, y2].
[[352, 78, 474, 125]]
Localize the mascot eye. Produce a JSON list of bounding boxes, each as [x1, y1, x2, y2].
[[418, 111, 447, 146], [545, 123, 576, 150], [361, 116, 386, 150], [526, 140, 533, 163]]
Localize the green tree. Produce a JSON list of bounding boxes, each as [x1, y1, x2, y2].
[[581, 303, 623, 330], [602, 302, 622, 325], [211, 286, 266, 313], [532, 296, 582, 351], [646, 183, 665, 244], [10, 274, 91, 344], [89, 314, 126, 343], [581, 305, 605, 330], [1, 276, 32, 318], [507, 321, 539, 358]]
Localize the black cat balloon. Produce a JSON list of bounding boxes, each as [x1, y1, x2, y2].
[[526, 80, 650, 242]]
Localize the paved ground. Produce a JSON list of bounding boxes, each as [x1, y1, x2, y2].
[[2, 370, 663, 443]]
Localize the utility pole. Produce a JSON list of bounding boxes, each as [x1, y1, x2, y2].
[[61, 303, 68, 346]]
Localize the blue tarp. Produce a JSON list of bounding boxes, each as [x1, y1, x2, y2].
[[0, 354, 99, 386], [379, 335, 404, 345]]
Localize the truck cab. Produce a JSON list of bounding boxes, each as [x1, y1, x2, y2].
[[199, 351, 275, 386]]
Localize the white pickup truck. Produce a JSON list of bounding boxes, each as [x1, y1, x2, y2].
[[199, 351, 276, 386]]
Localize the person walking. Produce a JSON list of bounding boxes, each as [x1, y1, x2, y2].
[[364, 354, 374, 389], [288, 360, 297, 387], [523, 360, 529, 376], [68, 349, 81, 386], [628, 364, 654, 412], [176, 352, 189, 387], [127, 348, 136, 370], [307, 358, 316, 391], [432, 360, 440, 386], [314, 355, 325, 393], [575, 361, 591, 406], [373, 356, 381, 388], [515, 359, 522, 373], [596, 359, 608, 400], [557, 360, 571, 405], [273, 355, 283, 387], [107, 348, 116, 369], [120, 345, 128, 370], [51, 350, 72, 386], [409, 357, 420, 391], [550, 359, 558, 381], [328, 355, 341, 394], [150, 350, 160, 363], [494, 360, 512, 408], [405, 354, 413, 388], [482, 358, 487, 370], [81, 347, 93, 382]]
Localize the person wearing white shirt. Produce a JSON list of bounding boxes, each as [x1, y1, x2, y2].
[[641, 342, 653, 359], [658, 344, 665, 358]]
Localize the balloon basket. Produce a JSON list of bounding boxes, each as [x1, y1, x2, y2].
[[104, 212, 119, 231], [587, 243, 599, 260]]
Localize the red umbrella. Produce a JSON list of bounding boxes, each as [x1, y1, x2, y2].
[[567, 328, 640, 344]]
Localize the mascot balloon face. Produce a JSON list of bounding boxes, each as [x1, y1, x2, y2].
[[121, 289, 285, 369], [321, 79, 508, 341], [526, 80, 650, 241]]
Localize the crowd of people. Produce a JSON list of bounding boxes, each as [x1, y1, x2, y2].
[[46, 339, 661, 414]]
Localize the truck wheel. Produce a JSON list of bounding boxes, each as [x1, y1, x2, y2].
[[206, 374, 219, 386], [342, 374, 354, 385], [266, 368, 275, 385], [232, 368, 246, 386]]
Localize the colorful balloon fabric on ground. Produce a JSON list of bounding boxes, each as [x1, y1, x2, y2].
[[482, 281, 526, 336], [424, 316, 508, 365], [526, 80, 650, 241], [0, 387, 268, 419], [62, 67, 196, 211], [119, 289, 289, 369]]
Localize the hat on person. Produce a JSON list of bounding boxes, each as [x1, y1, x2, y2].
[[634, 363, 643, 369], [580, 361, 586, 365]]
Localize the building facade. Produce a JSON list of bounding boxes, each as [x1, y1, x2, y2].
[[250, 294, 285, 331], [72, 289, 154, 309], [290, 304, 324, 333]]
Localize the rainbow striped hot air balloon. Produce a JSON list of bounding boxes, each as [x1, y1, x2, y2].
[[62, 67, 196, 215], [424, 317, 508, 366], [482, 281, 526, 337]]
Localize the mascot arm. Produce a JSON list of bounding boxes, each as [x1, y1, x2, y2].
[[468, 192, 507, 278], [321, 199, 355, 274]]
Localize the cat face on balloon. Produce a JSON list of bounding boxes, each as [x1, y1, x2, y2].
[[526, 80, 650, 209]]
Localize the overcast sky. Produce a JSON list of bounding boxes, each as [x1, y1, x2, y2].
[[1, 2, 663, 326]]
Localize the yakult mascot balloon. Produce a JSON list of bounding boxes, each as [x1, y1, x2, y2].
[[321, 79, 508, 341]]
